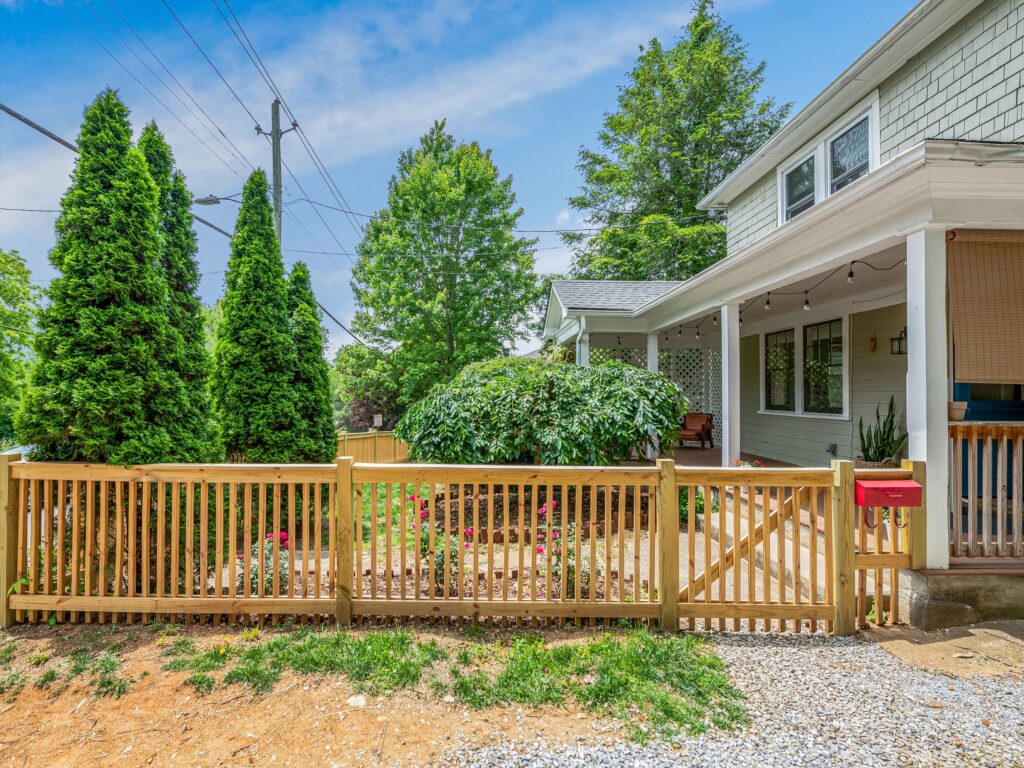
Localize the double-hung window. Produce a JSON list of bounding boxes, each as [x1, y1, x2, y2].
[[829, 117, 870, 193], [762, 318, 846, 417], [764, 330, 796, 411], [803, 319, 843, 415], [784, 157, 815, 221]]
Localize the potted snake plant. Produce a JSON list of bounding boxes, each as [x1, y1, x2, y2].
[[856, 396, 908, 468]]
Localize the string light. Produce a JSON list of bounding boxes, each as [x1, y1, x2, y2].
[[803, 292, 811, 311], [712, 314, 718, 326], [847, 265, 855, 284], [764, 293, 771, 311], [677, 325, 683, 336], [695, 327, 701, 342], [616, 336, 621, 346]]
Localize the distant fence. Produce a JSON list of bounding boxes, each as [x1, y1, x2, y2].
[[337, 431, 409, 463], [0, 456, 924, 633]]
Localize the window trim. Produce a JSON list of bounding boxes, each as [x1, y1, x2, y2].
[[763, 328, 797, 412], [759, 315, 850, 420], [782, 155, 817, 222], [775, 91, 880, 227]]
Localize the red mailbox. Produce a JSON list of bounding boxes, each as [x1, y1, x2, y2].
[[855, 479, 922, 507]]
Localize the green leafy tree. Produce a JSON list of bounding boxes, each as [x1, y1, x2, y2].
[[396, 358, 684, 465], [0, 249, 38, 447], [333, 344, 402, 431], [287, 262, 337, 462], [138, 122, 219, 460], [17, 90, 200, 463], [211, 170, 302, 462], [351, 120, 538, 407], [566, 0, 789, 280]]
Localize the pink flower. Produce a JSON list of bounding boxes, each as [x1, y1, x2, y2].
[[552, 531, 559, 540], [408, 494, 417, 501], [537, 506, 547, 517], [550, 501, 557, 510], [536, 544, 544, 554], [553, 548, 561, 556], [464, 542, 471, 549], [464, 527, 473, 536], [420, 509, 428, 519]]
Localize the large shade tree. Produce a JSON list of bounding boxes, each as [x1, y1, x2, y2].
[[211, 170, 302, 462], [566, 0, 789, 281], [17, 90, 201, 463], [351, 120, 538, 407], [287, 262, 337, 462], [138, 122, 219, 460]]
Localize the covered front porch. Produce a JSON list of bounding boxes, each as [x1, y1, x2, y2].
[[544, 141, 1024, 580]]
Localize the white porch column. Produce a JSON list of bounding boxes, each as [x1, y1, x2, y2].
[[906, 227, 950, 570], [720, 302, 741, 466], [576, 332, 590, 367], [646, 333, 659, 373]]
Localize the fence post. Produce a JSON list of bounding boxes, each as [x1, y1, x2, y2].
[[1, 454, 22, 629], [656, 458, 678, 631], [831, 460, 856, 636], [335, 456, 354, 626], [901, 459, 927, 570]]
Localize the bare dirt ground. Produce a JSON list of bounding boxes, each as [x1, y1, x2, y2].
[[864, 619, 1024, 677], [0, 623, 612, 768]]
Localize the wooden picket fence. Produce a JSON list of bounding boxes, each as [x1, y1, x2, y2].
[[337, 431, 409, 463], [0, 455, 925, 633]]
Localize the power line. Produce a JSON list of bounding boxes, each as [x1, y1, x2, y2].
[[102, 0, 256, 174], [0, 102, 77, 151], [215, 0, 365, 238], [0, 207, 60, 213], [159, 0, 260, 127], [54, 0, 244, 180]]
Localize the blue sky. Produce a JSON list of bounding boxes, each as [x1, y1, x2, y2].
[[0, 0, 914, 355]]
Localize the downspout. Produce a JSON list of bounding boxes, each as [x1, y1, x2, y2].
[[574, 316, 587, 366]]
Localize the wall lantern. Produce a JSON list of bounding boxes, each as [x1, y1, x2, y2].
[[889, 327, 907, 355]]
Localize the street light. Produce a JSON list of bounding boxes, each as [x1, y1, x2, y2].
[[194, 194, 240, 206]]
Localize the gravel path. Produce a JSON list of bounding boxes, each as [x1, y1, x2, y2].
[[425, 632, 1024, 768]]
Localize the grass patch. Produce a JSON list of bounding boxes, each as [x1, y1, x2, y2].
[[0, 643, 16, 666], [442, 629, 746, 743], [28, 651, 51, 667], [162, 627, 447, 696], [0, 670, 26, 700], [185, 672, 215, 696], [35, 668, 59, 689]]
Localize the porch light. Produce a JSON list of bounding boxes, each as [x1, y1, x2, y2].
[[890, 327, 907, 355], [803, 292, 811, 311], [764, 294, 771, 311]]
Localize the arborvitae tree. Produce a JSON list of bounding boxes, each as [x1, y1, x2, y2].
[[211, 170, 301, 462], [287, 262, 337, 462], [17, 90, 197, 463], [138, 122, 220, 460], [0, 248, 37, 447]]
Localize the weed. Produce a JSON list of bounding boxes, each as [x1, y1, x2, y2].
[[0, 670, 26, 699], [92, 651, 131, 698], [29, 651, 51, 667], [0, 643, 16, 666], [35, 668, 59, 689], [241, 627, 262, 642], [463, 624, 486, 642], [186, 672, 215, 696]]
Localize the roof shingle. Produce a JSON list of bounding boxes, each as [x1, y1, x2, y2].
[[551, 280, 682, 312]]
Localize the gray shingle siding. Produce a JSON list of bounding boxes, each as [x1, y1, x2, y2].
[[879, 0, 1024, 161], [724, 0, 1024, 254], [726, 171, 777, 252]]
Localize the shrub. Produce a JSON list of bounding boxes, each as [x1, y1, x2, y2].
[[396, 358, 684, 465], [237, 533, 291, 595]]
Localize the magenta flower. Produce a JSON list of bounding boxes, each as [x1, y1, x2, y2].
[[536, 544, 544, 554], [420, 509, 428, 519], [554, 548, 561, 556], [550, 501, 557, 510], [552, 531, 560, 540], [464, 527, 473, 536]]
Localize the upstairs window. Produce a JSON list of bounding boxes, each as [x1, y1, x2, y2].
[[784, 157, 815, 221], [829, 117, 870, 193]]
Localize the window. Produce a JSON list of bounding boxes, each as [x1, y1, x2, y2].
[[829, 117, 869, 193], [804, 319, 843, 414], [764, 330, 796, 411], [784, 157, 815, 221]]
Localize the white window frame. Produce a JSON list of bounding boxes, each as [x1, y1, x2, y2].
[[758, 314, 850, 420], [776, 91, 880, 226]]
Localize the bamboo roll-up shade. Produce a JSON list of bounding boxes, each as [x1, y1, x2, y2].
[[948, 230, 1024, 384]]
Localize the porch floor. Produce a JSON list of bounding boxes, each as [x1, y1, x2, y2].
[[671, 445, 795, 468]]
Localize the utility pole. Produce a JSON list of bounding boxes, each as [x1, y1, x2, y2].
[[255, 99, 296, 241]]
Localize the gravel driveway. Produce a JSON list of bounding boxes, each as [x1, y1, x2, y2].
[[427, 632, 1024, 768]]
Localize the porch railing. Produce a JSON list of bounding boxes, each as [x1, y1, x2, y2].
[[948, 423, 1024, 561]]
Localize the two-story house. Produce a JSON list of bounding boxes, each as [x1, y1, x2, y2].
[[543, 0, 1024, 627]]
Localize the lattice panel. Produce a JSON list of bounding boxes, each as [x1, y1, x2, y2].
[[590, 345, 647, 368], [665, 349, 704, 411], [705, 347, 723, 446]]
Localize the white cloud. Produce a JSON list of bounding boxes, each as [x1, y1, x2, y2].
[[554, 209, 571, 226]]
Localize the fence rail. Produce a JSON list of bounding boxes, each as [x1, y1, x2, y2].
[[0, 456, 926, 634], [948, 422, 1024, 561]]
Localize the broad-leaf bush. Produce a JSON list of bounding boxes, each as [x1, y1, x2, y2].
[[396, 358, 684, 465]]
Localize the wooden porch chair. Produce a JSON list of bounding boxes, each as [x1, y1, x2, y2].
[[678, 413, 714, 449]]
